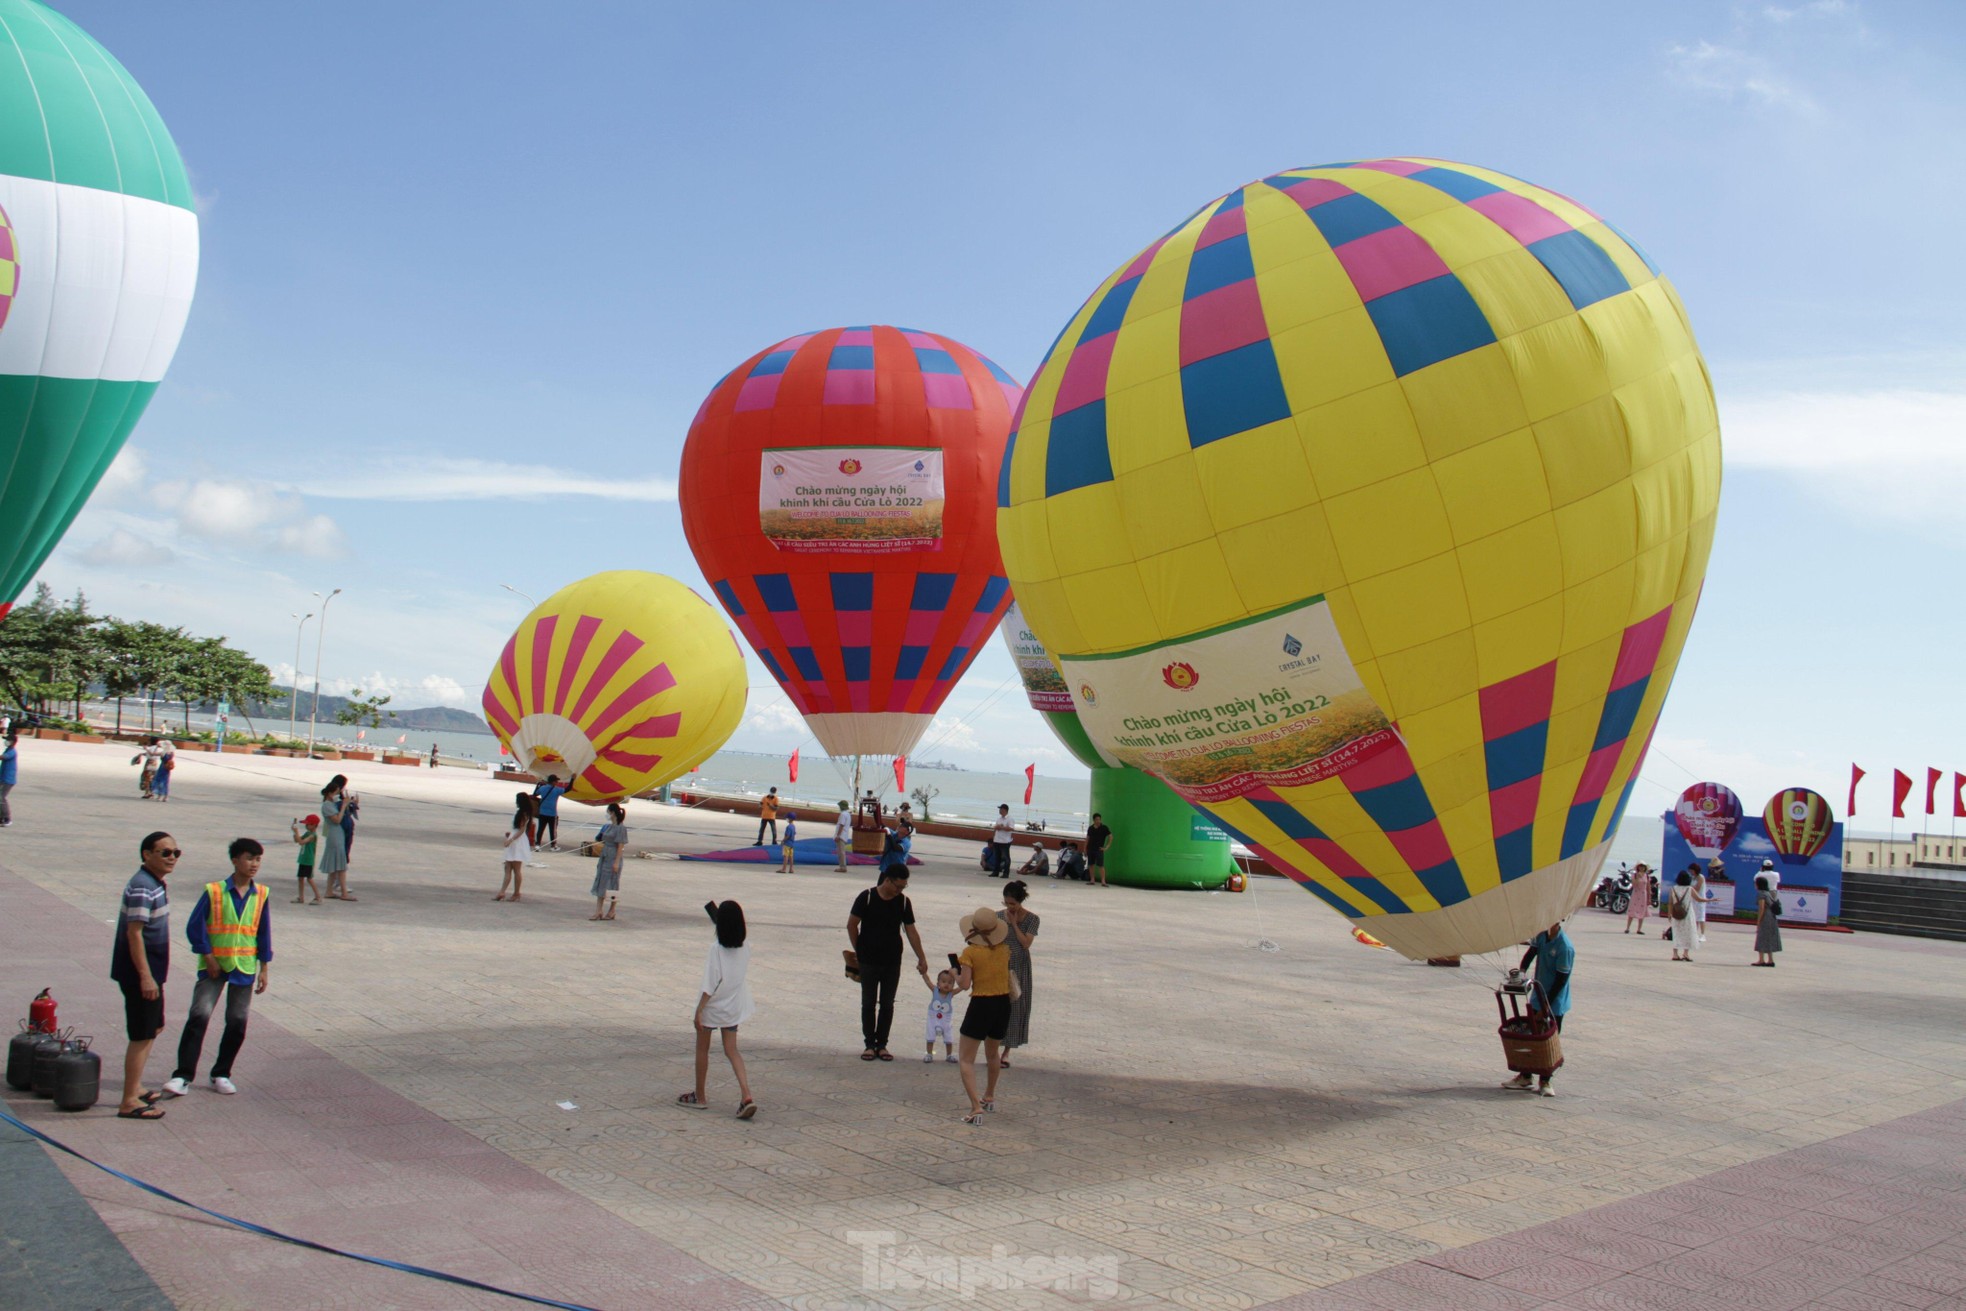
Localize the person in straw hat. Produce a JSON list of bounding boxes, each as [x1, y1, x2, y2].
[[954, 906, 1013, 1124]]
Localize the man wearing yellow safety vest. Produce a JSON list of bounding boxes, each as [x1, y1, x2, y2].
[[161, 838, 274, 1098]]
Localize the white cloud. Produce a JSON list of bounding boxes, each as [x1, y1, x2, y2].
[[296, 456, 678, 504], [153, 477, 350, 560], [1720, 387, 1966, 537], [742, 691, 806, 737], [76, 528, 172, 567], [1667, 39, 1819, 114]]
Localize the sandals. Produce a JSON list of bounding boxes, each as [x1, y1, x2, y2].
[[676, 1092, 707, 1108], [860, 1050, 877, 1061], [875, 1050, 894, 1061], [736, 1099, 757, 1120], [962, 1111, 984, 1125], [981, 1099, 995, 1113], [117, 1103, 166, 1120]]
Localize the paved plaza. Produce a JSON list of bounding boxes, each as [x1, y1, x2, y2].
[[3, 739, 1965, 1310]]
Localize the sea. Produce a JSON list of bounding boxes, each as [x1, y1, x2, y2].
[[676, 746, 1673, 870]]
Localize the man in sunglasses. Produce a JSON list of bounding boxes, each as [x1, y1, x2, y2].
[[110, 832, 179, 1119]]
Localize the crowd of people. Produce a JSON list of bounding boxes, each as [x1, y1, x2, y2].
[[81, 739, 1810, 1131]]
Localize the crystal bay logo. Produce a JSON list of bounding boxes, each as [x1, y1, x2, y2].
[[1161, 661, 1198, 691], [838, 457, 863, 476], [1282, 634, 1302, 658], [914, 459, 925, 472]]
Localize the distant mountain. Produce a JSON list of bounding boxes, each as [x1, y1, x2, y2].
[[225, 688, 494, 736]]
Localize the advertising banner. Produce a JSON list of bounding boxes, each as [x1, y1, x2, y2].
[[1657, 813, 1844, 920], [1060, 596, 1398, 806], [1003, 601, 1074, 712], [758, 446, 944, 553], [1189, 812, 1230, 842]]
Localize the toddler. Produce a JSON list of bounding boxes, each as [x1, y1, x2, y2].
[[923, 967, 961, 1063], [778, 816, 798, 873], [291, 814, 321, 904]]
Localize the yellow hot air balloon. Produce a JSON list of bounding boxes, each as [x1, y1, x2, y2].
[[1000, 158, 1720, 960], [482, 571, 746, 800]]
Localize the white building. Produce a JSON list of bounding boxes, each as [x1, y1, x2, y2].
[[1844, 833, 1966, 873]]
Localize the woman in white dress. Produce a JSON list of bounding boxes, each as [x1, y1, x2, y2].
[[1667, 869, 1697, 962]]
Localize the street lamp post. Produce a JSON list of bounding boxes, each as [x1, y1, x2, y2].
[[289, 612, 313, 744], [500, 583, 536, 608], [306, 588, 342, 756]]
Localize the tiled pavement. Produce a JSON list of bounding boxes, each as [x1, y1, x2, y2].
[[2, 741, 1964, 1309]]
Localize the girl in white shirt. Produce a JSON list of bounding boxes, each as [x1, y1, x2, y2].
[[496, 794, 534, 902], [679, 900, 757, 1118]]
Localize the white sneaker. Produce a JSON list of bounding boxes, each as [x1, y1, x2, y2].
[[1538, 1084, 1557, 1098], [160, 1077, 189, 1097], [1502, 1074, 1534, 1090], [210, 1076, 237, 1095]]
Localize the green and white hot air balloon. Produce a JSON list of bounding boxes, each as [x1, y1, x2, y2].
[[0, 0, 198, 618]]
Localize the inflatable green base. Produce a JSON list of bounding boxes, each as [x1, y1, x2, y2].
[[1089, 763, 1236, 890]]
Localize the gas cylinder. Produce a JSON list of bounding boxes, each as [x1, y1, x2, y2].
[[52, 1037, 100, 1112], [28, 988, 55, 1033], [1225, 870, 1247, 893], [29, 1034, 72, 1098], [7, 1024, 59, 1090]]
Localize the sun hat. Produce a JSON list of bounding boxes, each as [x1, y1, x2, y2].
[[960, 906, 1009, 946], [1760, 858, 1774, 869], [837, 799, 849, 810]]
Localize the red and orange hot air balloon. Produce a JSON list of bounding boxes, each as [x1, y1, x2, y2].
[[680, 325, 1018, 761], [1763, 787, 1833, 866]]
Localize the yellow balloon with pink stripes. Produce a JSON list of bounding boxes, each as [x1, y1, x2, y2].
[[482, 571, 747, 801]]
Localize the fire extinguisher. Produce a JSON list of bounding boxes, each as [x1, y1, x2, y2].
[[28, 988, 56, 1034]]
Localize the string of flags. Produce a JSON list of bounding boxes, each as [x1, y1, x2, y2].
[[1850, 765, 1966, 820]]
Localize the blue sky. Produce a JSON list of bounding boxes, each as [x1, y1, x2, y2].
[[34, 1, 1966, 825]]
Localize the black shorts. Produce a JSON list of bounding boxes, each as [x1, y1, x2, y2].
[[297, 866, 315, 880], [959, 994, 1011, 1042], [119, 978, 165, 1041], [1088, 851, 1106, 868]]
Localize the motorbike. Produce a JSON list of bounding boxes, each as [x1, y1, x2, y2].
[[1591, 864, 1633, 914]]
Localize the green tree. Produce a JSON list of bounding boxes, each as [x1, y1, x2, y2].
[[334, 687, 396, 730]]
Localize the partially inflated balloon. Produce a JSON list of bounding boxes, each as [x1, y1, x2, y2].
[[482, 572, 746, 801], [1000, 158, 1720, 959], [680, 326, 1017, 758], [0, 1, 199, 616], [1675, 782, 1742, 860], [1763, 788, 1832, 866], [1000, 597, 1234, 888]]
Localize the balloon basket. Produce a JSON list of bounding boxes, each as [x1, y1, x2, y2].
[[1495, 984, 1563, 1077]]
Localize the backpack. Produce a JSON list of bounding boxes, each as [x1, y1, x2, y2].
[[1670, 891, 1689, 921]]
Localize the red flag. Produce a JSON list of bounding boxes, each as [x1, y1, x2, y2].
[[1955, 772, 1966, 820], [788, 748, 800, 783], [1023, 763, 1035, 805], [893, 757, 905, 792], [1929, 768, 1943, 816], [1850, 764, 1865, 815], [1893, 769, 1913, 819]]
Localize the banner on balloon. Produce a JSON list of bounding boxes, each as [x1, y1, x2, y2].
[[1002, 602, 1074, 712], [788, 748, 800, 783], [893, 757, 906, 792], [757, 446, 944, 553], [1023, 763, 1035, 805], [1059, 596, 1397, 806]]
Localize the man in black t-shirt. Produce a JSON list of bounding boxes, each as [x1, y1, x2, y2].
[[846, 867, 929, 1060], [1085, 814, 1114, 888]]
